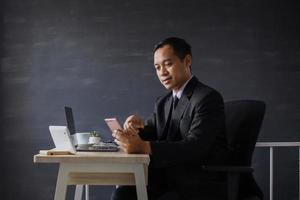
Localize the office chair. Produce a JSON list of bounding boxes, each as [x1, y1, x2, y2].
[[203, 100, 266, 200]]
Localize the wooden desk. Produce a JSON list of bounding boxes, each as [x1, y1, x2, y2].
[[34, 151, 150, 200]]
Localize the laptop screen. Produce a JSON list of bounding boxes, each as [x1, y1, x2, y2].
[[64, 106, 76, 135]]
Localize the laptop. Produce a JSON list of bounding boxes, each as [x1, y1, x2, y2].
[[64, 106, 119, 152], [49, 126, 77, 154]]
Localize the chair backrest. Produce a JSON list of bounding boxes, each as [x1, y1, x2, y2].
[[225, 100, 266, 166], [225, 100, 266, 199], [225, 100, 266, 200]]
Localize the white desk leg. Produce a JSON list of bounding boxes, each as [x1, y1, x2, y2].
[[74, 185, 83, 200], [270, 147, 273, 200], [85, 185, 89, 200], [134, 164, 148, 200], [298, 147, 300, 200], [54, 164, 69, 200]]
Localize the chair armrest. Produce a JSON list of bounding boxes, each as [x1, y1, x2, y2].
[[202, 165, 254, 173]]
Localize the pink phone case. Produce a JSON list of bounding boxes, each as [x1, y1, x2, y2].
[[104, 118, 122, 132]]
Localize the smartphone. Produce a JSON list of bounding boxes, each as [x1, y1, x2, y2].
[[104, 118, 122, 133]]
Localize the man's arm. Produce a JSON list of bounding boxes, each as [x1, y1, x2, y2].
[[138, 112, 158, 141], [112, 127, 152, 154], [114, 106, 158, 153], [149, 91, 225, 168]]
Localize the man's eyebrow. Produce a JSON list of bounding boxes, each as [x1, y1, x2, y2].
[[163, 59, 172, 63], [159, 59, 172, 64], [154, 58, 172, 66]]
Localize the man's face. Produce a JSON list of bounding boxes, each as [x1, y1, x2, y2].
[[154, 45, 192, 91]]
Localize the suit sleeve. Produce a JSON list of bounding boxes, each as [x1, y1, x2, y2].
[[138, 102, 158, 141], [149, 91, 225, 168]]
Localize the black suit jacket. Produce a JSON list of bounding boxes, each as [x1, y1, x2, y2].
[[139, 76, 229, 199]]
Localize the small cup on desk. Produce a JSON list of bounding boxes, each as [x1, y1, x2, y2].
[[76, 132, 90, 146]]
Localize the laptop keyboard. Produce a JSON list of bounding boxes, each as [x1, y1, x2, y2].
[[76, 142, 119, 152]]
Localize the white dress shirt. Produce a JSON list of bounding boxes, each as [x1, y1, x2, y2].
[[172, 75, 194, 99]]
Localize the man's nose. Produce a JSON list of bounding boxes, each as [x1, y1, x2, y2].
[[160, 66, 168, 76]]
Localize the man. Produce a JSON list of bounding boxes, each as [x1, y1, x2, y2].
[[111, 37, 229, 200]]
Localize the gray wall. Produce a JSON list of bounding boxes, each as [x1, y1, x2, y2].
[[0, 0, 299, 199]]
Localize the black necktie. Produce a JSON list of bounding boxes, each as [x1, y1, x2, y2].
[[173, 96, 179, 110], [160, 96, 179, 140], [166, 96, 180, 141]]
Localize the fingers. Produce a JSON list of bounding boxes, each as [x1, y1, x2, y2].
[[113, 130, 128, 152], [114, 139, 127, 149], [124, 115, 144, 130], [134, 120, 144, 129], [124, 115, 135, 129], [113, 130, 132, 153], [124, 122, 131, 130], [112, 129, 129, 143], [127, 124, 138, 135], [114, 139, 131, 153]]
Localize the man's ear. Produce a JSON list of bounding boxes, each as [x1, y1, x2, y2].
[[184, 55, 192, 70]]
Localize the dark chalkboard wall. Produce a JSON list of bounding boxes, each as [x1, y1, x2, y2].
[[1, 0, 299, 199]]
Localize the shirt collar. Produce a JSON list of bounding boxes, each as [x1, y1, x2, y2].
[[172, 75, 194, 99]]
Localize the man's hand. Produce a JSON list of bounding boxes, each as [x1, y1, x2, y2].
[[112, 125, 151, 154], [124, 115, 144, 130]]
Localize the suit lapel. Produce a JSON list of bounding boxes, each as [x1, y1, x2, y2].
[[164, 95, 172, 122], [158, 94, 173, 139], [171, 95, 189, 139], [170, 76, 199, 138]]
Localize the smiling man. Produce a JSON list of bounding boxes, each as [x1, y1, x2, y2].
[[111, 37, 230, 200]]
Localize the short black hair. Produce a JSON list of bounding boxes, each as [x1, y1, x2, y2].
[[153, 37, 192, 60]]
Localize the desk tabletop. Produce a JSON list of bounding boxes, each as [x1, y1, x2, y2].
[[256, 142, 300, 147], [34, 151, 150, 164]]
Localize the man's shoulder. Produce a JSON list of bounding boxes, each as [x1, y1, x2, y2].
[[193, 81, 222, 98], [189, 81, 224, 111], [155, 91, 172, 104]]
